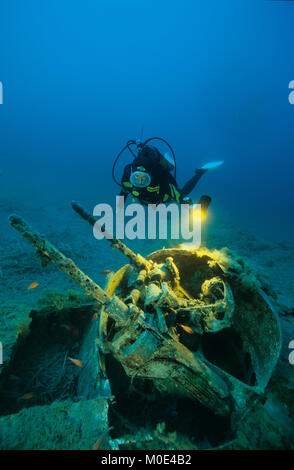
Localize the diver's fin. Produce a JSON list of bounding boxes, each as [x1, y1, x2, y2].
[[201, 161, 224, 170]]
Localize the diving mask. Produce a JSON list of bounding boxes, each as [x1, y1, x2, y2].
[[130, 171, 151, 188]]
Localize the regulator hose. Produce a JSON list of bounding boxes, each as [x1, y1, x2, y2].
[[112, 137, 176, 187]]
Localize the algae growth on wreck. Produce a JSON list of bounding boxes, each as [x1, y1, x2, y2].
[[0, 205, 293, 451]]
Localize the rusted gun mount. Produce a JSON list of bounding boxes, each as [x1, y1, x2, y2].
[[9, 210, 257, 417], [71, 201, 235, 335]]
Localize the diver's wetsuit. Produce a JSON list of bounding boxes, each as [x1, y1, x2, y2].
[[120, 145, 207, 205]]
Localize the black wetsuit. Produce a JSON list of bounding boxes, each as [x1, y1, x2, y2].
[[120, 145, 207, 205]]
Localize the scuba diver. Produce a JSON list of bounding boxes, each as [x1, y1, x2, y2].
[[112, 137, 223, 214]]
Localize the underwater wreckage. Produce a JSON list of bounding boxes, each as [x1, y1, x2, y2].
[[3, 202, 282, 448]]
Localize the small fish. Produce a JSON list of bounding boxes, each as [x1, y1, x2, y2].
[[179, 324, 194, 334], [85, 292, 92, 296], [92, 427, 113, 450], [28, 282, 39, 290], [131, 312, 139, 321], [92, 313, 99, 320], [100, 270, 111, 275], [172, 326, 179, 336], [20, 392, 34, 400], [98, 355, 105, 373], [68, 357, 84, 367]]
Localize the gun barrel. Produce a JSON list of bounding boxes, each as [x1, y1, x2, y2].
[[9, 214, 111, 307], [71, 201, 152, 271]]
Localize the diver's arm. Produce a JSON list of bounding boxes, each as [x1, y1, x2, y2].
[[180, 161, 224, 199]]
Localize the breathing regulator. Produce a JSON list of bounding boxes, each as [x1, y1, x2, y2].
[[112, 137, 177, 189]]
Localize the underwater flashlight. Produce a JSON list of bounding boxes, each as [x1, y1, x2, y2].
[[198, 195, 211, 220], [189, 195, 211, 222]]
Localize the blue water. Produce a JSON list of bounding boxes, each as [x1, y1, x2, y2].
[[0, 0, 294, 242]]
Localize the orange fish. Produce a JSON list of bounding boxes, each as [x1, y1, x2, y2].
[[179, 324, 194, 334], [20, 392, 34, 400], [92, 313, 99, 320], [92, 427, 113, 450], [68, 357, 84, 367], [131, 312, 139, 321], [28, 282, 39, 290], [98, 355, 105, 372], [100, 270, 111, 275], [85, 292, 92, 296]]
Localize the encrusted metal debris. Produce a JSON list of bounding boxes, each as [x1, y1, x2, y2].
[[9, 203, 282, 419]]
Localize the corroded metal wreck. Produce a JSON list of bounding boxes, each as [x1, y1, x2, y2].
[[8, 202, 282, 423]]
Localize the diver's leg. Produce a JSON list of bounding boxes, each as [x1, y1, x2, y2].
[[180, 169, 207, 198]]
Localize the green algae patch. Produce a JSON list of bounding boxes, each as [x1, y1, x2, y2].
[[0, 398, 108, 450], [36, 288, 92, 311], [0, 294, 101, 416], [0, 303, 31, 376]]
